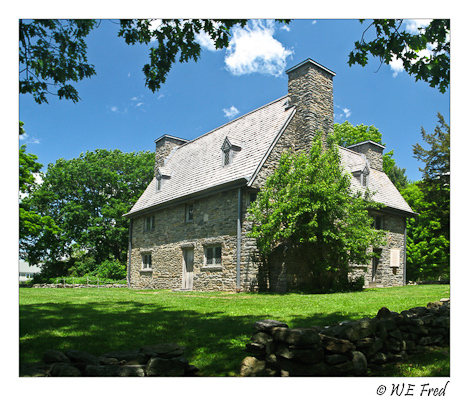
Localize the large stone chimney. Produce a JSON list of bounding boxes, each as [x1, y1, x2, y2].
[[347, 140, 385, 171], [154, 134, 188, 174], [285, 59, 335, 150]]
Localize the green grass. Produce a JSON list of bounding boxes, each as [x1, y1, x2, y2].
[[19, 285, 449, 376], [369, 346, 450, 377]]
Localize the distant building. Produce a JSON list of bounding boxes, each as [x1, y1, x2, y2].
[[19, 260, 41, 282]]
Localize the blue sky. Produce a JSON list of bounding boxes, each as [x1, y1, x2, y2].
[[19, 18, 450, 183]]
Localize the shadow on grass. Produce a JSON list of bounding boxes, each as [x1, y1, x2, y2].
[[19, 300, 362, 376]]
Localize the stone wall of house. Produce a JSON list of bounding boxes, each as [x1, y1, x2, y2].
[[129, 188, 260, 292], [240, 299, 450, 377], [350, 213, 406, 288], [251, 61, 334, 190]]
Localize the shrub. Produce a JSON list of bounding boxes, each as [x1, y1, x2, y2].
[[97, 259, 127, 280]]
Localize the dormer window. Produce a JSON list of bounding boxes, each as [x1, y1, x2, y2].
[[155, 167, 171, 192], [352, 164, 369, 187], [221, 137, 242, 167], [156, 172, 162, 191], [223, 148, 231, 166]]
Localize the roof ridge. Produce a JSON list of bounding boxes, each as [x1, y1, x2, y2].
[[176, 95, 290, 150]]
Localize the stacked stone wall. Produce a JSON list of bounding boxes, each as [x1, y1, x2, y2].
[[20, 344, 198, 377], [241, 299, 450, 377]]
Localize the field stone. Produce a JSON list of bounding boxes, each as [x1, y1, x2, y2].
[[376, 307, 392, 319], [145, 356, 188, 377], [325, 353, 348, 365], [43, 350, 70, 364], [99, 356, 120, 365], [140, 343, 184, 359], [253, 319, 289, 333], [240, 356, 274, 377], [320, 335, 355, 354], [341, 319, 377, 342], [49, 363, 82, 377], [276, 345, 324, 364], [351, 351, 367, 376], [272, 327, 320, 346], [101, 349, 148, 365], [65, 350, 100, 366]]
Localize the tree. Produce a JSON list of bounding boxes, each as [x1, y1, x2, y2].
[[19, 19, 98, 104], [21, 149, 155, 271], [401, 113, 449, 281], [331, 121, 408, 190], [20, 19, 449, 105], [248, 134, 386, 292], [349, 19, 450, 93], [19, 122, 59, 260], [19, 19, 258, 104]]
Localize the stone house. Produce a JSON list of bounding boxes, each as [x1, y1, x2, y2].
[[124, 58, 415, 292]]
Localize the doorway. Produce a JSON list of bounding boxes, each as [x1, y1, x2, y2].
[[182, 248, 194, 290], [371, 248, 382, 285]]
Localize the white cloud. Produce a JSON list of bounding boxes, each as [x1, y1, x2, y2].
[[224, 20, 293, 77], [390, 19, 447, 78], [405, 19, 432, 34], [334, 105, 352, 122], [389, 55, 405, 77], [312, 20, 317, 25], [280, 25, 290, 32], [111, 106, 118, 112], [195, 30, 219, 52], [135, 102, 143, 107], [19, 132, 41, 145], [223, 106, 240, 119]]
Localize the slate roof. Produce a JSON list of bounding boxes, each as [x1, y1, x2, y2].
[[126, 96, 295, 216], [126, 95, 414, 218], [339, 147, 415, 216]]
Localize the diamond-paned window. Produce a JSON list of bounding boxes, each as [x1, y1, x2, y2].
[[205, 246, 222, 266]]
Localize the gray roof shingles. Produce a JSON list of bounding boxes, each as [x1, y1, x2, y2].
[[126, 96, 295, 216], [126, 96, 414, 218]]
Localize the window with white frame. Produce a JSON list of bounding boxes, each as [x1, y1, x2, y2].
[[205, 245, 222, 266], [144, 215, 155, 231], [142, 253, 152, 269]]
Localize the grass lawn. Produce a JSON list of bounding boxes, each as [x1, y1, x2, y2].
[[19, 284, 449, 376]]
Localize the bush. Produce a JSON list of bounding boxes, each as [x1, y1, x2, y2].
[[97, 259, 127, 280], [69, 255, 97, 277]]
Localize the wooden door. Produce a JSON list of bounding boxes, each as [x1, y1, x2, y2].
[[183, 248, 194, 290]]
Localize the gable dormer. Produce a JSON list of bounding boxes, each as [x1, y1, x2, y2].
[[221, 137, 242, 166], [352, 163, 370, 187], [155, 167, 172, 192]]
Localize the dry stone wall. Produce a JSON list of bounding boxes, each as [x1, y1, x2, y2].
[[240, 299, 450, 377], [20, 343, 198, 377]]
